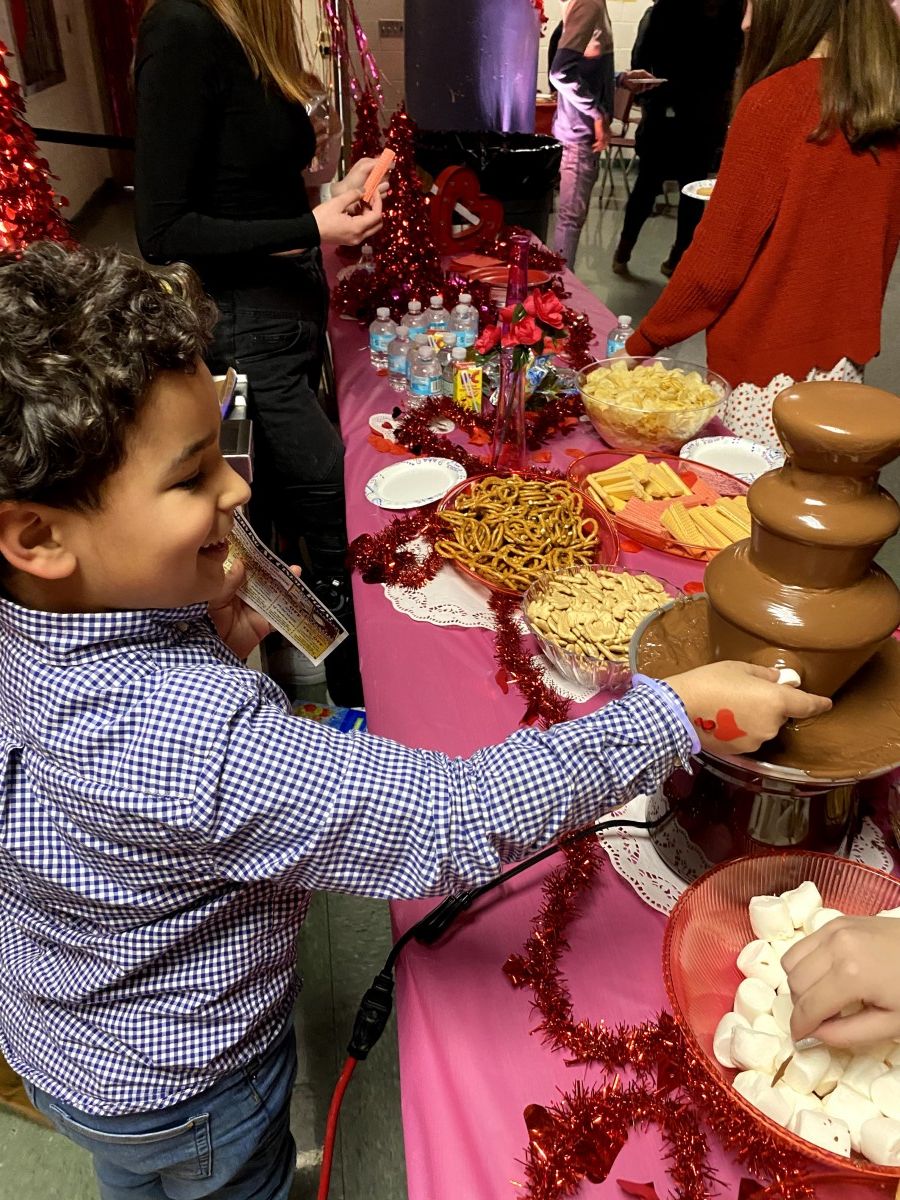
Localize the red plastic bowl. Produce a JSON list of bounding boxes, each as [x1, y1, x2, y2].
[[664, 852, 900, 1179], [567, 449, 748, 562], [436, 469, 619, 597]]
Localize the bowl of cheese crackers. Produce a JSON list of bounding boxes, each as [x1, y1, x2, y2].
[[522, 564, 679, 692], [569, 450, 749, 561], [578, 356, 730, 453]]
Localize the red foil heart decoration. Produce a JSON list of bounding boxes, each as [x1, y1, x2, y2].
[[428, 165, 504, 255]]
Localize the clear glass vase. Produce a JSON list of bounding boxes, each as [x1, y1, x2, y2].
[[491, 348, 527, 471]]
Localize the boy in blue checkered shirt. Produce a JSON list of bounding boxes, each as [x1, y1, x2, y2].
[[0, 244, 828, 1199]]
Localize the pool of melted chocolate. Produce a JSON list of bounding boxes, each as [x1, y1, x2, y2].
[[636, 596, 900, 782]]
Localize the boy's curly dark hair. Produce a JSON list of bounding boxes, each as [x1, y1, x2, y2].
[[0, 243, 218, 510]]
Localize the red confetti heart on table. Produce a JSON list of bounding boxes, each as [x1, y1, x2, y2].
[[564, 447, 587, 459], [495, 667, 510, 694], [617, 1182, 661, 1199], [683, 580, 704, 594], [531, 450, 552, 464]]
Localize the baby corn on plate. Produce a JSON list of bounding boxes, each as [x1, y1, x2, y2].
[[567, 450, 750, 561]]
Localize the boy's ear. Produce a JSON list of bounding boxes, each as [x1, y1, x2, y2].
[[0, 502, 77, 579]]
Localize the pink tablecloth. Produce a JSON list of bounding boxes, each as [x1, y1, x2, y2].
[[326, 251, 747, 1198]]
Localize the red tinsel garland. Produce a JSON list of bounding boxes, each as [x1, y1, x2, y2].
[[504, 841, 816, 1200], [347, 508, 445, 589], [489, 593, 571, 728], [486, 227, 566, 275]]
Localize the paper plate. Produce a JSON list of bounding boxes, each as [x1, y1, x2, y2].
[[680, 435, 784, 484], [682, 179, 716, 201], [364, 457, 467, 510]]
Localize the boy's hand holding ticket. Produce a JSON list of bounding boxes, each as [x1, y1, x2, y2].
[[223, 510, 347, 665]]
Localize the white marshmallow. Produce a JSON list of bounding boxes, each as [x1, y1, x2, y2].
[[776, 1083, 823, 1122], [804, 907, 843, 935], [776, 980, 791, 996], [784, 1045, 832, 1095], [885, 1043, 900, 1068], [735, 977, 777, 1025], [713, 1012, 750, 1068], [815, 1049, 851, 1098], [753, 1013, 782, 1038], [773, 931, 805, 964], [772, 993, 793, 1035], [749, 895, 794, 941], [736, 939, 787, 990], [733, 1069, 768, 1102], [871, 1067, 900, 1120], [877, 907, 900, 919], [793, 1109, 851, 1157], [842, 1055, 889, 1100], [731, 1025, 783, 1074], [776, 667, 802, 688], [859, 1040, 895, 1064], [780, 881, 823, 930], [860, 1116, 900, 1166], [822, 1082, 881, 1151], [752, 1084, 794, 1127]]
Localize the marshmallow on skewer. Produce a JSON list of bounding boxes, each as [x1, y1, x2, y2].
[[749, 895, 794, 941], [713, 1012, 750, 1068], [779, 881, 822, 930], [861, 1116, 900, 1166], [731, 1025, 783, 1074], [871, 1067, 900, 1120], [804, 907, 843, 935], [737, 940, 787, 990], [823, 1082, 880, 1151], [735, 977, 777, 1025], [815, 1049, 851, 1098], [792, 1109, 851, 1157], [842, 1055, 889, 1100], [771, 993, 793, 1035], [784, 1045, 831, 1095]]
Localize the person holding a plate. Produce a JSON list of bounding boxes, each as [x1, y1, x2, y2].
[[623, 0, 900, 448]]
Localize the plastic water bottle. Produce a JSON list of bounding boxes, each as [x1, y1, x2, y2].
[[387, 326, 411, 393], [606, 314, 633, 358], [436, 330, 457, 372], [426, 294, 450, 334], [358, 244, 375, 272], [369, 307, 397, 370], [401, 299, 428, 340], [408, 345, 442, 408], [450, 292, 479, 349]]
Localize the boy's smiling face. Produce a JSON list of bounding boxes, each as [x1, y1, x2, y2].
[[14, 361, 252, 612]]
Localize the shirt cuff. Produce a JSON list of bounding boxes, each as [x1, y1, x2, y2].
[[625, 327, 660, 358], [631, 673, 701, 755]]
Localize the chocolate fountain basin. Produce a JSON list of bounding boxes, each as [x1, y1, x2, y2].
[[629, 597, 900, 883]]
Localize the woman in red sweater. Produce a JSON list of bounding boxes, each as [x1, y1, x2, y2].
[[625, 0, 900, 446]]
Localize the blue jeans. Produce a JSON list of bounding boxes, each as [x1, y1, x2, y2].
[[24, 1021, 298, 1200], [552, 140, 600, 270]]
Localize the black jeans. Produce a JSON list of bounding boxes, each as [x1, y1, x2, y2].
[[619, 111, 723, 261], [204, 254, 362, 704]]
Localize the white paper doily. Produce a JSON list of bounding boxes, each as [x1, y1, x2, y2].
[[598, 794, 893, 916]]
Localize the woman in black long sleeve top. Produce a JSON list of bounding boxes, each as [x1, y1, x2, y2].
[[135, 0, 382, 703]]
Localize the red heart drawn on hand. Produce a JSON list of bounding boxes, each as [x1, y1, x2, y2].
[[713, 708, 747, 742], [428, 165, 504, 255], [694, 717, 716, 732]]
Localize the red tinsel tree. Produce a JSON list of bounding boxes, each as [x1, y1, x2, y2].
[[0, 43, 72, 254], [349, 91, 384, 165]]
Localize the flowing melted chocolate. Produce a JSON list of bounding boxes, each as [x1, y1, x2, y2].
[[704, 381, 900, 698]]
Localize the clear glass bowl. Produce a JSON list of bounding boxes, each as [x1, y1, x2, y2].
[[521, 563, 679, 692], [577, 356, 731, 454], [664, 852, 900, 1179]]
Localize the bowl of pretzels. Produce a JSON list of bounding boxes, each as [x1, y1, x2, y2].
[[522, 564, 680, 692], [434, 471, 619, 598]]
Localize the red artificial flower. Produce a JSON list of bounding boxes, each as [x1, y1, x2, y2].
[[526, 289, 566, 329], [474, 324, 501, 354], [502, 315, 542, 348], [500, 301, 525, 325]]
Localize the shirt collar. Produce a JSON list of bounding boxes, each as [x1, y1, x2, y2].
[[0, 594, 210, 655]]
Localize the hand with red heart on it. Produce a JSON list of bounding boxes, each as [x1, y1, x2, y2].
[[662, 660, 831, 755], [428, 165, 504, 255]]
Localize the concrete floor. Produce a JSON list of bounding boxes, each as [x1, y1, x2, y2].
[[0, 172, 897, 1200]]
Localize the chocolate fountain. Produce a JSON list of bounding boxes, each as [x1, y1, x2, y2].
[[631, 381, 900, 882]]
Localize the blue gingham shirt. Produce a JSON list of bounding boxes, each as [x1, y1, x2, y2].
[[0, 596, 692, 1115]]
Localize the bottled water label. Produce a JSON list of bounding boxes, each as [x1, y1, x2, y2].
[[388, 352, 408, 376], [370, 331, 394, 352], [409, 375, 434, 397], [454, 330, 477, 348]]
